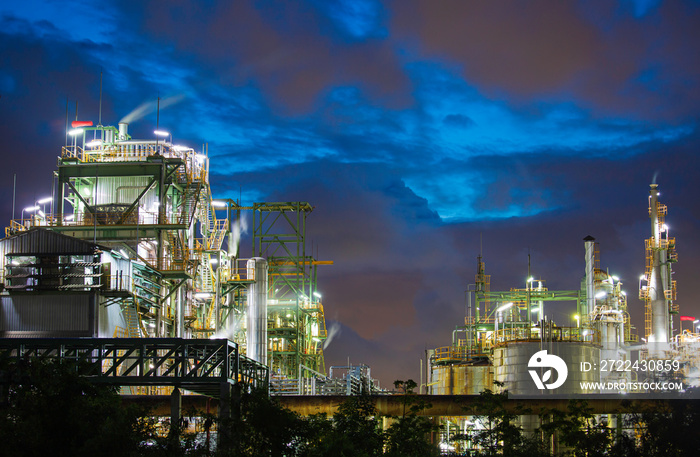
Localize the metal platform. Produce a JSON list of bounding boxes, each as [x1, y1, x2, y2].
[[0, 337, 268, 397]]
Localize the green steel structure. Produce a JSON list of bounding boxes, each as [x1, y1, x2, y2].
[[253, 202, 329, 378]]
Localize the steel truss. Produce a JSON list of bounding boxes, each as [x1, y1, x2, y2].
[[0, 338, 268, 397]]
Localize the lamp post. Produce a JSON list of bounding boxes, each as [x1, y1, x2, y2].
[[154, 130, 170, 153], [22, 205, 39, 225]]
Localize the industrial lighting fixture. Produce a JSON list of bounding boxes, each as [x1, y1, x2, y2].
[[612, 275, 620, 281], [595, 291, 607, 299], [313, 291, 322, 298], [574, 314, 580, 328], [154, 130, 170, 137], [68, 128, 83, 136], [211, 201, 227, 207], [530, 307, 539, 313], [496, 302, 514, 313], [21, 205, 39, 221], [86, 139, 103, 148], [37, 197, 52, 204], [210, 258, 218, 264], [65, 214, 74, 221]]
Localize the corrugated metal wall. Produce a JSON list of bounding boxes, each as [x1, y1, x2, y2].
[[0, 228, 97, 256], [0, 293, 95, 337], [96, 176, 157, 207]]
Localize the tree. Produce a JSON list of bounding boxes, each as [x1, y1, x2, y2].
[[0, 358, 154, 457], [459, 382, 548, 457], [384, 379, 439, 457]]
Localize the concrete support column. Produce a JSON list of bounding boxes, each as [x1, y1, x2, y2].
[[170, 387, 182, 437], [218, 382, 233, 450]]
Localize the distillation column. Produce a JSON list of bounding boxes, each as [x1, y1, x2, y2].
[[648, 184, 669, 343], [246, 258, 268, 365], [584, 235, 595, 318]]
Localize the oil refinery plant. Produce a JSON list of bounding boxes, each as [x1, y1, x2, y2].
[[1, 112, 699, 453], [0, 116, 365, 396]]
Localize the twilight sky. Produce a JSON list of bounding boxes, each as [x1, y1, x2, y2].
[[1, 0, 700, 387]]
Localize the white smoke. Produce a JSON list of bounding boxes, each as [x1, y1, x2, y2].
[[229, 213, 249, 257], [119, 94, 186, 124], [323, 322, 341, 350]]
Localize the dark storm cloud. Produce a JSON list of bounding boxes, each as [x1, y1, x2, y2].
[[392, 0, 700, 121], [117, 0, 410, 114]]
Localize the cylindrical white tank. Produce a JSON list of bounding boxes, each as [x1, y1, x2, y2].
[[493, 342, 600, 394], [118, 122, 128, 141], [246, 257, 268, 365]]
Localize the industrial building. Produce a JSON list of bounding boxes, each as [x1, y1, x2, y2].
[[427, 183, 700, 451], [0, 117, 332, 395]]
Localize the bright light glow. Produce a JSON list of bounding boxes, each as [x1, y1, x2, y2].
[[312, 337, 321, 342], [621, 291, 627, 296], [210, 258, 218, 264], [497, 302, 514, 313], [211, 200, 227, 207], [37, 210, 45, 218], [582, 330, 589, 336], [527, 277, 535, 282], [574, 314, 580, 319], [196, 154, 206, 162], [595, 291, 607, 299], [530, 307, 539, 313], [612, 275, 620, 281], [119, 249, 129, 258], [68, 128, 83, 136], [65, 214, 74, 221], [154, 130, 170, 137], [662, 224, 669, 232], [148, 322, 156, 328], [86, 139, 103, 148], [37, 197, 52, 204], [23, 205, 39, 212], [172, 145, 188, 152], [694, 320, 699, 324], [11, 260, 19, 266], [313, 291, 322, 298], [640, 275, 646, 280], [84, 188, 91, 196], [286, 314, 292, 318], [195, 292, 212, 299]]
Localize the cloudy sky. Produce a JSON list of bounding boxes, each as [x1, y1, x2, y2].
[[1, 0, 699, 386]]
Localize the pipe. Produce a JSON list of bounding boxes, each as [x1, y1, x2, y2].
[[246, 258, 268, 365], [584, 235, 595, 318]]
